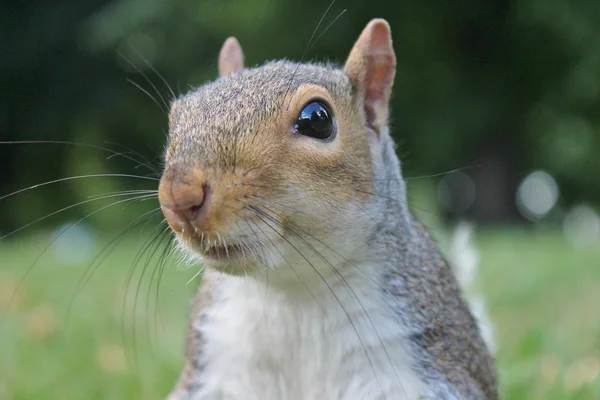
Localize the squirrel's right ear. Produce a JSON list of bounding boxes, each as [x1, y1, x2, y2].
[[344, 19, 396, 135], [218, 37, 244, 77]]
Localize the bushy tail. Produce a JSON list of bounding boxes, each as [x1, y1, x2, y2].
[[447, 222, 496, 354]]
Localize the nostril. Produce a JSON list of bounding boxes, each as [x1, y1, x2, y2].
[[161, 205, 188, 233], [178, 183, 210, 224], [188, 204, 202, 221], [159, 175, 211, 232]]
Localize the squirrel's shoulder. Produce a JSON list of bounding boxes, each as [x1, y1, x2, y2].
[[380, 221, 498, 399]]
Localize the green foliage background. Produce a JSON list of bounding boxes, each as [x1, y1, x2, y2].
[[2, 0, 600, 231]]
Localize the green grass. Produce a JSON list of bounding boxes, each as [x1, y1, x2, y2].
[[1, 228, 599, 399], [477, 228, 600, 399]]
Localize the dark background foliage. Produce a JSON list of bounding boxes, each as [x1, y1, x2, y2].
[[2, 0, 599, 232]]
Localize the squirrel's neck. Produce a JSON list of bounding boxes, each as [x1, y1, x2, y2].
[[200, 256, 429, 399]]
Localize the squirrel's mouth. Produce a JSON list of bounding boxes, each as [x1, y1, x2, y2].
[[200, 243, 246, 261], [176, 228, 275, 270], [182, 235, 252, 264]]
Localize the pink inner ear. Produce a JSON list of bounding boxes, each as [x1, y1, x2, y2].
[[363, 25, 395, 130], [219, 37, 244, 77]]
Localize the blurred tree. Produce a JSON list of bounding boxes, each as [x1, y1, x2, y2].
[[1, 0, 599, 232]]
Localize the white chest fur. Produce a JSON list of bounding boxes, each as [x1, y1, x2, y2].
[[191, 264, 427, 400]]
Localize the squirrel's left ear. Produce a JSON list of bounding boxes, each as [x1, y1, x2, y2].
[[218, 37, 244, 77], [344, 19, 396, 135]]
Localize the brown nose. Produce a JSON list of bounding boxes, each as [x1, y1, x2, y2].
[[158, 173, 210, 233]]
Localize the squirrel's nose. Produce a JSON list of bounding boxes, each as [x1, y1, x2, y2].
[[158, 173, 210, 233]]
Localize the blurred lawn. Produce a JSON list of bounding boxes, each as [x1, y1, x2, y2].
[[1, 228, 599, 399]]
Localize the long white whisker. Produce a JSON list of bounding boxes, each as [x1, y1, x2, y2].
[[0, 173, 159, 202], [248, 208, 388, 399], [0, 192, 158, 240], [185, 267, 205, 287], [0, 140, 160, 173]]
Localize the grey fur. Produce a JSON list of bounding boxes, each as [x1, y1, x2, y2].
[[164, 60, 497, 399], [373, 129, 497, 398]]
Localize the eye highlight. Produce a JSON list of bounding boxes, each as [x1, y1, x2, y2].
[[294, 101, 334, 140]]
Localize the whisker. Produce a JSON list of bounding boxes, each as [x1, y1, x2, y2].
[[118, 51, 170, 112], [0, 192, 157, 241], [353, 202, 380, 225], [241, 182, 285, 191], [242, 215, 326, 315], [133, 225, 171, 362], [242, 198, 410, 308], [255, 203, 379, 281], [0, 140, 159, 175], [126, 78, 168, 115], [125, 221, 169, 311], [353, 188, 437, 215], [304, 0, 336, 58], [185, 266, 204, 287], [126, 43, 176, 100], [61, 208, 162, 366], [120, 219, 170, 370], [65, 205, 163, 316], [2, 198, 160, 321], [249, 204, 405, 397], [405, 165, 480, 180], [63, 207, 163, 348], [353, 165, 480, 182], [0, 173, 158, 203], [284, 0, 338, 110], [86, 189, 158, 200], [248, 207, 388, 399], [104, 140, 161, 174], [249, 194, 340, 231], [250, 200, 412, 318], [306, 8, 347, 54], [237, 217, 270, 268], [153, 234, 176, 338]]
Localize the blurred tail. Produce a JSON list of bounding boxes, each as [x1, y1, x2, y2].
[[448, 222, 496, 354]]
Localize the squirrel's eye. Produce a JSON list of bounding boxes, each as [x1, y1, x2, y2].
[[294, 101, 334, 140]]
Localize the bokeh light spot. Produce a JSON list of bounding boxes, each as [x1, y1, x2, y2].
[[516, 170, 559, 220]]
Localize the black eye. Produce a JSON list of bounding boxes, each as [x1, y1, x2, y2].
[[294, 101, 334, 140]]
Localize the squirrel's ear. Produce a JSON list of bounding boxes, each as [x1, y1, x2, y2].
[[218, 37, 244, 77], [344, 19, 396, 134]]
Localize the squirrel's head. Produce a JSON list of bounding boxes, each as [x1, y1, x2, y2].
[[159, 19, 399, 276]]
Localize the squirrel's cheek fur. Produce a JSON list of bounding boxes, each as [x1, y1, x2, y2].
[[160, 149, 377, 277]]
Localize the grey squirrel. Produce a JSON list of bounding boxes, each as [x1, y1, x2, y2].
[[158, 19, 497, 400]]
